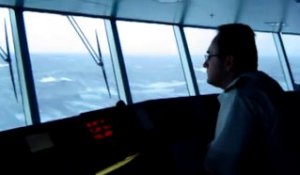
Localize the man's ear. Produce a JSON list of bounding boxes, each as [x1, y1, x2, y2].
[[224, 55, 234, 72]]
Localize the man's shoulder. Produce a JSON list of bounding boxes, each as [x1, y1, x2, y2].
[[233, 71, 282, 92], [223, 71, 283, 98]]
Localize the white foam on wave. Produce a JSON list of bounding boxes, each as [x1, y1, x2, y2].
[[0, 63, 8, 68], [39, 76, 73, 83]]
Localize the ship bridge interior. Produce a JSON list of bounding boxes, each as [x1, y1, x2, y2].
[[0, 1, 300, 175], [0, 0, 299, 130]]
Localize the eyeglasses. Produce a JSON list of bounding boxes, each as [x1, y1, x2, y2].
[[204, 54, 220, 62]]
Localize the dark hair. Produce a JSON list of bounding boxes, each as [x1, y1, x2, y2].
[[215, 23, 258, 74]]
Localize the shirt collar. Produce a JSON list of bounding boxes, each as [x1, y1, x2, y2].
[[223, 71, 260, 92], [224, 76, 241, 92]]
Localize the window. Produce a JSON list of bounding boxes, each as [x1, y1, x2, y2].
[[185, 28, 288, 92], [117, 21, 189, 102], [184, 27, 222, 94], [0, 8, 26, 131], [24, 12, 119, 122], [255, 32, 288, 90], [281, 34, 300, 86]]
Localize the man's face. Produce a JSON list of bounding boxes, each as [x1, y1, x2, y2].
[[203, 36, 228, 88]]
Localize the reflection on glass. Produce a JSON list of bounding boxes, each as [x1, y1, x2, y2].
[[24, 12, 119, 122], [255, 32, 288, 90], [184, 27, 222, 94], [0, 8, 26, 131], [117, 21, 189, 102], [281, 34, 300, 85]]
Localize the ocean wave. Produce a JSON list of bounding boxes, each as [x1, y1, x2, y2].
[[133, 80, 185, 89], [39, 76, 73, 83], [194, 67, 206, 73], [84, 87, 117, 96], [137, 88, 174, 94], [0, 63, 8, 68]]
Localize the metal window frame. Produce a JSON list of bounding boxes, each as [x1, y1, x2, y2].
[[9, 9, 40, 125], [173, 25, 199, 96], [105, 19, 133, 104]]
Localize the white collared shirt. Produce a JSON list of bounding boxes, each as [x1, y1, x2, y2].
[[205, 71, 284, 175]]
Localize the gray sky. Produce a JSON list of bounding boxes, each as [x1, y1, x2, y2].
[[1, 8, 299, 57]]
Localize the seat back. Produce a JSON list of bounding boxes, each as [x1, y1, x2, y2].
[[128, 94, 220, 175], [277, 91, 300, 175]]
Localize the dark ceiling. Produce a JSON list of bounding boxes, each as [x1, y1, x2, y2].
[[1, 0, 300, 34]]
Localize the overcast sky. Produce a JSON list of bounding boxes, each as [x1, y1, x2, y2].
[[1, 8, 299, 57]]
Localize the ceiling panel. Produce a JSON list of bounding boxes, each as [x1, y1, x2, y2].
[[183, 0, 239, 28], [0, 0, 299, 34], [282, 1, 300, 34]]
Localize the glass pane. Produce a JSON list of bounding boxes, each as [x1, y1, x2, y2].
[[255, 32, 288, 90], [185, 29, 288, 92], [24, 12, 119, 122], [184, 27, 222, 94], [117, 21, 189, 103], [0, 8, 26, 131], [281, 34, 300, 85]]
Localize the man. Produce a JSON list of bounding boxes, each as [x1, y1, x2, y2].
[[203, 23, 284, 175]]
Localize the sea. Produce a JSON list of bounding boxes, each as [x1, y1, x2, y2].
[[0, 53, 298, 131]]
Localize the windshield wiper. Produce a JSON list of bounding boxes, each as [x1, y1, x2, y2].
[[67, 16, 111, 98], [0, 19, 18, 101], [0, 46, 6, 60], [95, 30, 111, 98]]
